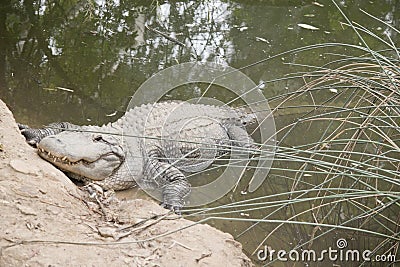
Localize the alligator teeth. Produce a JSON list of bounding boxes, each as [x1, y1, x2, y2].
[[37, 148, 82, 166]]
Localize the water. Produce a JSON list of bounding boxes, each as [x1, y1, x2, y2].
[[1, 0, 399, 265]]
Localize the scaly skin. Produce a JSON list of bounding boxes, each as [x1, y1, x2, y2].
[[20, 101, 256, 212]]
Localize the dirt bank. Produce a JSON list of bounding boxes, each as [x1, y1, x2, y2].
[[0, 99, 252, 266]]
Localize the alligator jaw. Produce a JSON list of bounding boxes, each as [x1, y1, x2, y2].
[[36, 145, 124, 182], [37, 147, 88, 166]]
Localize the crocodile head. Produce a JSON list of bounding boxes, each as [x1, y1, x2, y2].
[[37, 131, 125, 181]]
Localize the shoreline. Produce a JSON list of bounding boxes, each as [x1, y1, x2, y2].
[[0, 98, 252, 266]]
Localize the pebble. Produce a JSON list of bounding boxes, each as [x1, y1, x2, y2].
[[9, 159, 39, 175], [16, 204, 37, 216]]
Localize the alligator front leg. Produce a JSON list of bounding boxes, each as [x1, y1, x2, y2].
[[144, 146, 191, 214], [160, 170, 191, 213], [19, 122, 79, 146], [225, 125, 259, 152]]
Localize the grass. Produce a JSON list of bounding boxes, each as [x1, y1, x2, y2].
[[179, 4, 400, 265]]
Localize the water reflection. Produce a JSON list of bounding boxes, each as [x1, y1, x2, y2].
[[1, 1, 398, 125]]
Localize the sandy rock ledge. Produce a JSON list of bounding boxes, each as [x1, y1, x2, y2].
[[0, 99, 252, 267]]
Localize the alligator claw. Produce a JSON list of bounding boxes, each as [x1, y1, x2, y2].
[[84, 183, 105, 198], [18, 123, 39, 146], [18, 123, 30, 130], [160, 202, 182, 215], [19, 128, 41, 147]]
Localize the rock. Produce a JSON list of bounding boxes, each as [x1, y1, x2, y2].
[[0, 99, 253, 266], [16, 204, 37, 216], [10, 159, 39, 175]]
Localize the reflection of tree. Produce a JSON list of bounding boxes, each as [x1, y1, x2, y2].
[[0, 0, 10, 90], [0, 0, 240, 125], [1, 0, 399, 123], [0, 0, 145, 124], [158, 1, 235, 64]]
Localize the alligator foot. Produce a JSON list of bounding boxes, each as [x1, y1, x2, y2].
[[84, 183, 105, 198], [18, 123, 30, 130], [160, 179, 191, 216], [18, 124, 42, 146], [18, 122, 79, 147], [160, 202, 182, 215]]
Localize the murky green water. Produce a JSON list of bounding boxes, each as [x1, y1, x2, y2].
[[1, 0, 399, 265]]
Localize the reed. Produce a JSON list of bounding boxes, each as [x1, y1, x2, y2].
[[180, 4, 399, 264]]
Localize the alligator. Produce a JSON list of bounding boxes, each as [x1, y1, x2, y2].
[[19, 101, 257, 212]]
